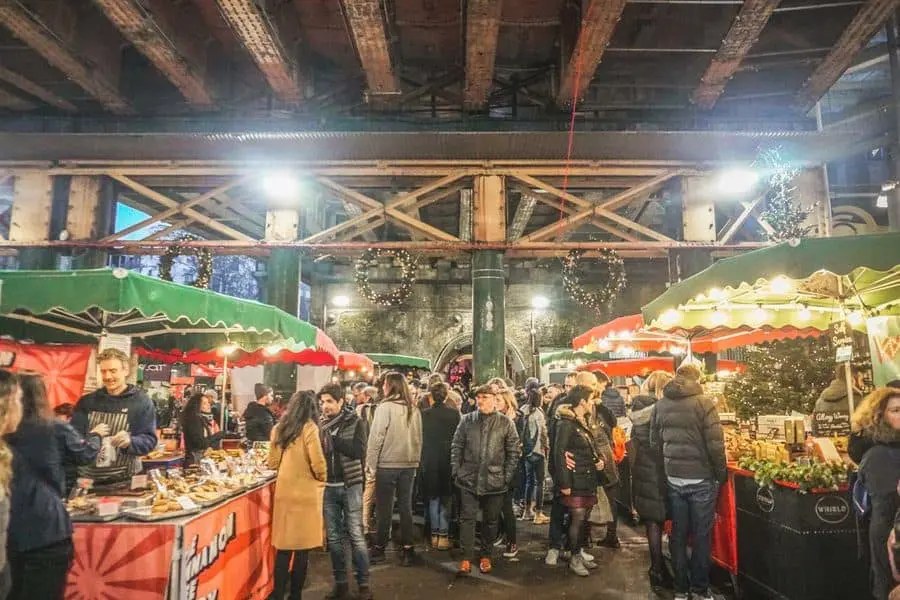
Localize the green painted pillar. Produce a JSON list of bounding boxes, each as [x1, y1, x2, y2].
[[472, 250, 505, 384], [266, 247, 301, 391]]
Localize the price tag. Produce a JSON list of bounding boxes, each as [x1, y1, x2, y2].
[[175, 496, 198, 511], [835, 345, 853, 363], [130, 474, 148, 490]]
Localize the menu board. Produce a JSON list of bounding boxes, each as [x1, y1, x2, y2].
[[812, 411, 851, 437]]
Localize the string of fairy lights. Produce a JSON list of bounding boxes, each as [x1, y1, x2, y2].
[[562, 249, 627, 315], [354, 248, 418, 307], [158, 233, 213, 289]]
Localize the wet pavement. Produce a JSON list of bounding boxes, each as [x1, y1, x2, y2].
[[300, 518, 737, 600]]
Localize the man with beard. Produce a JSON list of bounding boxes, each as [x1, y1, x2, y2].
[[319, 384, 371, 600]]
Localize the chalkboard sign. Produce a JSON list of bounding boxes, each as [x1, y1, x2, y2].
[[812, 411, 851, 437]]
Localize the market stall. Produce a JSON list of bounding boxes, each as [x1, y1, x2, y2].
[[366, 353, 431, 374], [576, 356, 745, 377], [66, 449, 276, 600], [337, 351, 375, 381]]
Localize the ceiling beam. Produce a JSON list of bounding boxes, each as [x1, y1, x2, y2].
[[507, 193, 536, 241], [341, 201, 378, 242], [0, 88, 35, 111], [0, 3, 131, 114], [691, 0, 782, 109], [341, 0, 398, 97], [94, 0, 216, 107], [215, 0, 302, 103], [463, 0, 503, 109], [0, 66, 76, 112], [796, 0, 900, 111], [556, 0, 629, 106]]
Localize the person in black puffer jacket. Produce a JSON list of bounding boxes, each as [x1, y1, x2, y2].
[[651, 364, 726, 600], [554, 386, 601, 577], [853, 387, 900, 600], [451, 385, 520, 576], [601, 385, 627, 419], [630, 370, 674, 592]]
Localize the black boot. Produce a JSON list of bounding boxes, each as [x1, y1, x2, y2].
[[599, 532, 621, 549], [325, 583, 350, 600], [649, 568, 666, 593], [401, 546, 415, 567]]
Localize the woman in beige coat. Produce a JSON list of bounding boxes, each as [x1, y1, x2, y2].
[[266, 391, 326, 600]]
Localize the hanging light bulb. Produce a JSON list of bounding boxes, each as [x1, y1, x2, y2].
[[797, 306, 812, 322], [659, 309, 682, 327], [220, 343, 239, 356], [847, 310, 865, 326], [769, 276, 793, 294], [597, 339, 611, 351], [711, 310, 729, 327], [264, 344, 282, 356], [708, 288, 725, 301], [750, 306, 770, 324]]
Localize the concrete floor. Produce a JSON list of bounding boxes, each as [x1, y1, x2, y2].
[[300, 519, 736, 600]]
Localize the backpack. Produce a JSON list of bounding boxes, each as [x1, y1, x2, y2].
[[522, 411, 540, 456]]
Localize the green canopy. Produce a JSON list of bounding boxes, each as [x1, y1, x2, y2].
[[539, 350, 611, 366], [642, 232, 900, 333], [366, 353, 431, 369], [0, 268, 320, 352]]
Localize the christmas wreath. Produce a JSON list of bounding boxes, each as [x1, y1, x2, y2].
[[354, 249, 417, 307], [562, 249, 626, 313], [158, 234, 213, 289]]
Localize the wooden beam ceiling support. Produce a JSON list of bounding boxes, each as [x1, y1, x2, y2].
[[341, 0, 398, 96], [796, 0, 900, 111], [0, 3, 131, 113], [556, 0, 628, 106], [718, 195, 765, 243], [0, 66, 76, 112], [513, 185, 641, 242], [109, 174, 253, 240], [0, 87, 35, 111], [143, 220, 192, 241], [692, 0, 782, 109], [341, 201, 378, 242], [215, 0, 302, 103], [509, 172, 676, 243], [463, 0, 503, 109], [94, 0, 216, 107], [507, 193, 536, 241]]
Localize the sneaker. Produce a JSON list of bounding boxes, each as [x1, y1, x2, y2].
[[369, 546, 385, 564], [458, 560, 472, 575], [502, 543, 518, 559], [357, 586, 374, 600], [436, 535, 451, 551], [673, 595, 689, 600], [430, 534, 439, 548], [580, 548, 594, 562], [520, 509, 534, 521], [479, 558, 493, 574], [568, 554, 590, 577], [493, 536, 506, 548], [533, 512, 550, 525], [544, 548, 560, 566], [692, 592, 716, 600], [325, 584, 350, 600], [560, 550, 572, 561]]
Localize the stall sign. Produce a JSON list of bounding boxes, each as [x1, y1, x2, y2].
[[867, 316, 900, 386], [812, 411, 851, 437], [756, 415, 789, 441], [141, 363, 173, 382], [180, 484, 274, 600], [192, 364, 224, 378]]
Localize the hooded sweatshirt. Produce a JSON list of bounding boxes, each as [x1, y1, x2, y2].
[[650, 375, 727, 484], [365, 395, 423, 471], [71, 385, 158, 484]]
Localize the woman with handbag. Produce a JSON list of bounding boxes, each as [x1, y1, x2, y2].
[[266, 391, 327, 600]]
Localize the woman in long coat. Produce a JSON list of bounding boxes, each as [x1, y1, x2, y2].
[[267, 391, 327, 600], [420, 383, 460, 550], [629, 371, 673, 592]]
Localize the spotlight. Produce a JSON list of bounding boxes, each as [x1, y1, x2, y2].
[[332, 295, 351, 308], [531, 295, 550, 310], [716, 169, 759, 196], [262, 171, 300, 201]]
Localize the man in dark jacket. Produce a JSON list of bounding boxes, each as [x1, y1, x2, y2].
[[71, 348, 158, 485], [243, 383, 275, 442], [451, 384, 521, 575], [650, 364, 726, 600], [319, 384, 371, 600], [601, 385, 627, 419]]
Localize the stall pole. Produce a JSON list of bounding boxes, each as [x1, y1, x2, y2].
[[221, 354, 229, 432], [845, 361, 855, 415]]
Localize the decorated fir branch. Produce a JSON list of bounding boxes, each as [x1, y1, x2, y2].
[[355, 248, 418, 307], [756, 146, 811, 242], [736, 456, 851, 493], [561, 249, 627, 315], [158, 233, 213, 289]]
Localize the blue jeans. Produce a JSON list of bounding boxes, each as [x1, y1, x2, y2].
[[324, 484, 370, 587], [667, 479, 718, 596], [428, 496, 450, 536], [524, 454, 546, 507]]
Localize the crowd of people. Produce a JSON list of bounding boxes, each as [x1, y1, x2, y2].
[[0, 348, 895, 600]]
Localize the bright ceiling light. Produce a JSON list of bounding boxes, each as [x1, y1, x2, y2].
[[877, 194, 889, 209], [332, 295, 351, 308], [847, 310, 865, 327], [769, 276, 793, 294], [659, 309, 682, 327], [262, 171, 300, 201], [531, 295, 550, 310], [716, 168, 759, 195]]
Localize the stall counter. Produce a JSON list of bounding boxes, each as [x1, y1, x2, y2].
[[66, 481, 275, 600]]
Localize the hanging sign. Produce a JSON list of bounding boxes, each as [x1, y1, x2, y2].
[[867, 316, 900, 386]]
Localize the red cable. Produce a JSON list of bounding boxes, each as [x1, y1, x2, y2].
[[559, 28, 586, 219]]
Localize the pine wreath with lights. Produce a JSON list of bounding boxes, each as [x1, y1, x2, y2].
[[355, 249, 417, 307], [158, 234, 213, 289], [562, 249, 627, 314]]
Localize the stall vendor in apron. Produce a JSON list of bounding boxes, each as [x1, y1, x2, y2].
[[71, 348, 158, 484]]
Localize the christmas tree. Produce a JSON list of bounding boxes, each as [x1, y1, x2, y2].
[[756, 146, 811, 242], [725, 338, 835, 419]]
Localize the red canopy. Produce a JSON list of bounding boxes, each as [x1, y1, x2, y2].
[[577, 357, 745, 378], [136, 328, 340, 367], [573, 314, 823, 354], [338, 352, 374, 374]]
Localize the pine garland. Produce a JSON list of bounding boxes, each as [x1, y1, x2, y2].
[[158, 234, 212, 289]]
